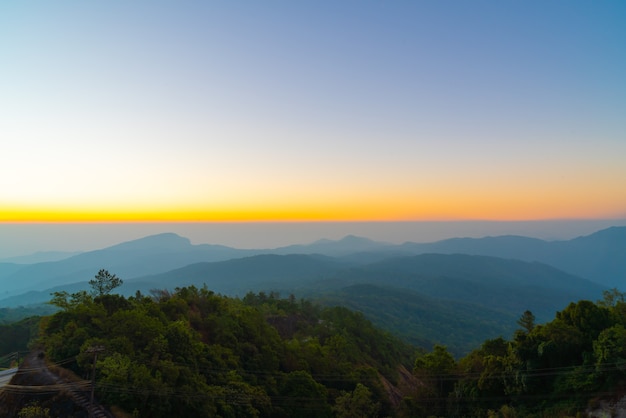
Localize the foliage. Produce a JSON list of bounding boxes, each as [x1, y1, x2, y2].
[[516, 310, 535, 333], [444, 296, 626, 416], [37, 279, 413, 417], [333, 383, 381, 418], [0, 305, 57, 324], [49, 290, 91, 310], [316, 283, 517, 357], [17, 402, 51, 418], [0, 316, 40, 356], [89, 268, 123, 296], [33, 268, 626, 417], [412, 344, 458, 416]]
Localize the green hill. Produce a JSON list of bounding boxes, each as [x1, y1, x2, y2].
[[6, 287, 415, 418], [317, 283, 516, 357]]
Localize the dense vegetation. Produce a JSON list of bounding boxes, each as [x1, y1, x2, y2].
[[1, 237, 608, 361], [0, 316, 40, 358], [5, 267, 626, 417], [0, 305, 57, 324], [34, 283, 415, 417], [410, 289, 626, 417], [316, 284, 516, 357]]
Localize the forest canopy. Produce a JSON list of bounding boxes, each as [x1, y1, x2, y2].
[[4, 273, 626, 417], [34, 285, 414, 417]]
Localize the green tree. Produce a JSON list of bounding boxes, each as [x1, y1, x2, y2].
[[38, 287, 415, 418], [49, 290, 91, 310], [556, 300, 611, 344], [414, 344, 456, 374], [17, 403, 51, 418], [278, 370, 331, 418], [598, 288, 626, 308], [456, 338, 510, 415], [593, 324, 626, 387], [516, 310, 535, 333], [333, 383, 380, 418], [413, 345, 457, 416], [89, 269, 123, 296]]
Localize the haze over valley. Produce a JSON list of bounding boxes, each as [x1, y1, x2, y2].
[[3, 223, 626, 416], [2, 224, 624, 356], [2, 0, 625, 415]]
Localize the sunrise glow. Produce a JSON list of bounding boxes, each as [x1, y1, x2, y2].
[[1, 1, 625, 224]]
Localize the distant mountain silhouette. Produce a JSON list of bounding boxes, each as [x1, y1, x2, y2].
[[325, 253, 605, 321], [125, 253, 347, 296], [273, 234, 391, 256], [0, 233, 611, 356], [0, 251, 82, 264], [0, 263, 23, 281], [400, 226, 626, 287], [319, 283, 517, 356], [0, 233, 257, 297], [0, 226, 622, 310], [120, 252, 604, 356], [0, 233, 395, 300], [118, 252, 605, 325]]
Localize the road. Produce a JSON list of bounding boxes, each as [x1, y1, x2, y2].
[[0, 368, 18, 387]]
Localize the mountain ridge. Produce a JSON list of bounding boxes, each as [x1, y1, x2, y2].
[[400, 226, 626, 286], [1, 226, 624, 302], [0, 228, 620, 356]]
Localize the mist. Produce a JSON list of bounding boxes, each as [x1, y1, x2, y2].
[[1, 219, 625, 260]]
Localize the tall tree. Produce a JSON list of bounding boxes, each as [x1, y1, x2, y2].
[[516, 310, 536, 333], [89, 269, 123, 296]]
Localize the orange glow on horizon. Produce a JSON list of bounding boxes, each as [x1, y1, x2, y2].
[[1, 195, 623, 223]]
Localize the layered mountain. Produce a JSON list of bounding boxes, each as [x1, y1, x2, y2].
[[0, 233, 258, 297], [400, 226, 626, 287], [123, 253, 348, 297], [0, 227, 621, 355], [0, 251, 82, 264], [2, 226, 623, 301], [122, 252, 605, 355], [321, 253, 604, 320], [318, 283, 517, 357]]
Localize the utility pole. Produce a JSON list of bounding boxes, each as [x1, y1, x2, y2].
[[86, 345, 105, 418]]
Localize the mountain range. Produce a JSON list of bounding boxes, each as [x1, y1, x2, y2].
[[1, 226, 624, 355]]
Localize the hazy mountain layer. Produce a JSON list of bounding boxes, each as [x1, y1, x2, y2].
[[0, 227, 620, 355], [0, 233, 258, 297], [2, 226, 623, 300], [120, 253, 605, 355], [400, 226, 626, 287]]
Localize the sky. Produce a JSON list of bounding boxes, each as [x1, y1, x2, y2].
[[1, 1, 625, 226]]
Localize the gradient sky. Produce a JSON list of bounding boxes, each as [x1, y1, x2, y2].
[[1, 1, 625, 222]]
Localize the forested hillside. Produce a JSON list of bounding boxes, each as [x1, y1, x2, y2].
[[0, 251, 606, 359], [400, 226, 626, 287], [0, 316, 40, 357], [412, 289, 626, 417], [3, 276, 626, 417], [3, 226, 623, 307], [317, 284, 516, 356], [320, 254, 604, 323], [5, 285, 415, 417]]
